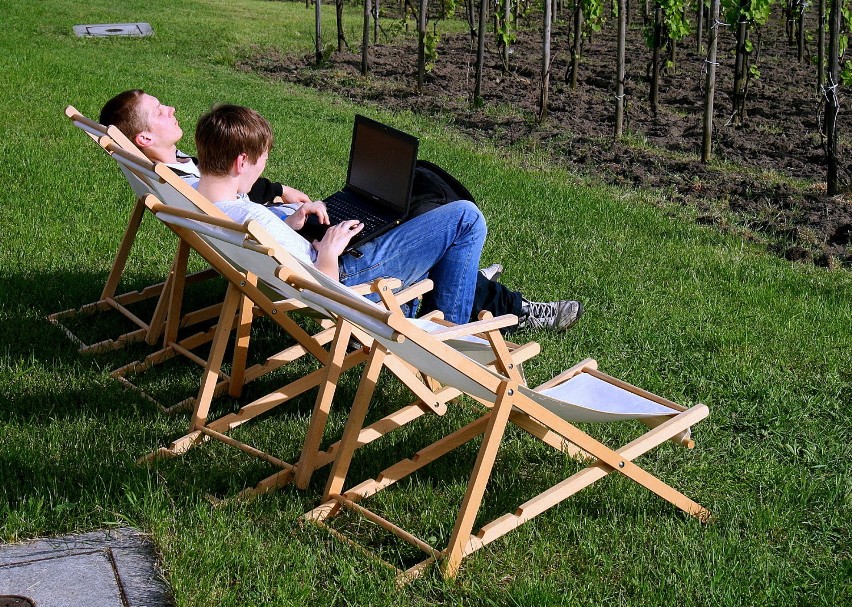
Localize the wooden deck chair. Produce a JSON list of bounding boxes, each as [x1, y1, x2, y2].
[[48, 106, 220, 359], [57, 113, 247, 412], [134, 175, 539, 499], [66, 120, 324, 414], [87, 140, 352, 423], [282, 268, 712, 581]]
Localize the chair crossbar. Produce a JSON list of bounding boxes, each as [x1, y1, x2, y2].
[[284, 274, 398, 330], [429, 315, 519, 340], [312, 520, 402, 574], [198, 426, 293, 471], [160, 213, 274, 256], [332, 494, 441, 558]]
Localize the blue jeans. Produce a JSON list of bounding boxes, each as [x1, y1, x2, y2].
[[338, 200, 486, 324]]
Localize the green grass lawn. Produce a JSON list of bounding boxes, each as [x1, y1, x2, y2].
[[1, 0, 850, 605]]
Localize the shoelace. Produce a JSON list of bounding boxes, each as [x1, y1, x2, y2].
[[519, 301, 559, 328], [524, 301, 557, 320]]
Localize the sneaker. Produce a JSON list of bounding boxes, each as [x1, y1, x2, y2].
[[517, 298, 583, 331], [479, 263, 504, 282]]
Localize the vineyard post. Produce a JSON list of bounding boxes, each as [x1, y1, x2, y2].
[[540, 0, 553, 121], [697, 0, 704, 53], [502, 0, 513, 71], [473, 0, 488, 105], [817, 0, 826, 92], [616, 0, 627, 136], [570, 0, 584, 88], [671, 30, 678, 75], [671, 5, 685, 73], [361, 0, 371, 74], [315, 0, 323, 66], [374, 0, 380, 43], [732, 0, 749, 122], [651, 6, 662, 114], [702, 0, 720, 162], [417, 0, 427, 90], [786, 0, 795, 43], [826, 0, 840, 194], [336, 0, 346, 52], [797, 0, 805, 61]]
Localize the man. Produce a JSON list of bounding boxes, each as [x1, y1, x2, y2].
[[99, 91, 582, 330], [99, 89, 309, 206]]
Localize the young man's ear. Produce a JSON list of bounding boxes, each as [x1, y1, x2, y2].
[[234, 152, 248, 174], [134, 130, 153, 149]]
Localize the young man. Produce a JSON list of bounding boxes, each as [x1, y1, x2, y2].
[[99, 91, 582, 330], [195, 104, 488, 323]]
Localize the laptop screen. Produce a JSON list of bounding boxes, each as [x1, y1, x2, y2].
[[345, 115, 419, 213]]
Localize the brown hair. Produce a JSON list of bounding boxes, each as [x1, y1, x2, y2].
[[195, 105, 273, 177], [99, 89, 147, 139]]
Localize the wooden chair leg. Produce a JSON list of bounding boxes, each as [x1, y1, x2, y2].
[[229, 273, 258, 398], [323, 344, 388, 501], [100, 196, 147, 300], [148, 240, 190, 346], [190, 283, 242, 431], [442, 381, 517, 578], [516, 395, 711, 521], [294, 319, 353, 489]]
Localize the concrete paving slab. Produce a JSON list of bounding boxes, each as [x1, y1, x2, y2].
[[0, 527, 172, 607]]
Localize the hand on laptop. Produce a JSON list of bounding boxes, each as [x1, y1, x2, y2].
[[313, 220, 365, 259], [284, 200, 330, 231]]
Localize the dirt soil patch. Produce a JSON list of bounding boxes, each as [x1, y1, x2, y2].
[[241, 10, 852, 267]]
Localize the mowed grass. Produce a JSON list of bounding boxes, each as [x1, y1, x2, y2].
[[0, 0, 850, 605]]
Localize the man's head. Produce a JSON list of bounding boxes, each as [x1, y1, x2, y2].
[[99, 90, 182, 157], [195, 104, 273, 179]]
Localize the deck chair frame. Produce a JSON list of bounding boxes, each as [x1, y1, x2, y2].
[[282, 271, 711, 581], [49, 106, 221, 365], [58, 116, 314, 414], [88, 143, 369, 444]]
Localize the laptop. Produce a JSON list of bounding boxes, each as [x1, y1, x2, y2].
[[298, 114, 419, 254]]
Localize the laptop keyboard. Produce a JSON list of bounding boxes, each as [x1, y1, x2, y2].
[[325, 192, 388, 233]]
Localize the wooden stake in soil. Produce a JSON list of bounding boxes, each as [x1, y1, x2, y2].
[[315, 0, 323, 66], [473, 0, 488, 105], [826, 0, 841, 195], [615, 0, 627, 137], [539, 0, 552, 121], [650, 7, 662, 114], [702, 0, 720, 163], [361, 0, 371, 75]]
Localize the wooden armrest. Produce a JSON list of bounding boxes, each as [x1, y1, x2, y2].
[[351, 278, 432, 303], [370, 277, 403, 292], [395, 279, 433, 304], [429, 314, 518, 341], [350, 283, 373, 295], [533, 358, 598, 391]]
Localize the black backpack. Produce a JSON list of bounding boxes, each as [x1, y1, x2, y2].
[[408, 160, 476, 219]]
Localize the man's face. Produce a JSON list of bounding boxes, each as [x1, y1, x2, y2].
[[136, 93, 182, 147]]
